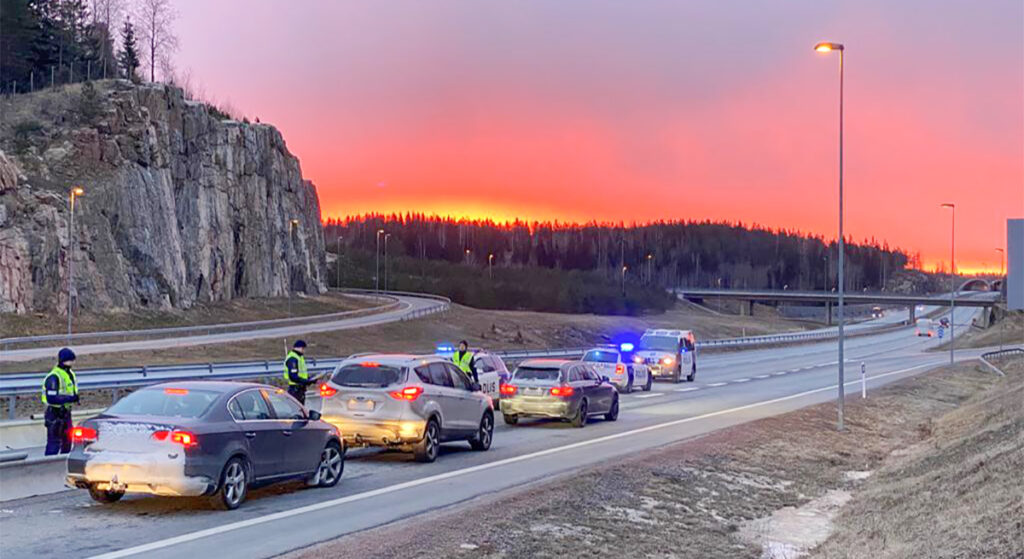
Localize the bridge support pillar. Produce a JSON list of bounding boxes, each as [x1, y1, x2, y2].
[[826, 302, 833, 326], [743, 300, 754, 316], [909, 305, 916, 325]]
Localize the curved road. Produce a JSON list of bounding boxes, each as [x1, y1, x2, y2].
[[0, 306, 985, 559], [0, 295, 445, 363]]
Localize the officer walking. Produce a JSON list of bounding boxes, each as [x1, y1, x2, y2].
[[284, 340, 314, 405], [452, 340, 478, 383], [42, 348, 80, 455]]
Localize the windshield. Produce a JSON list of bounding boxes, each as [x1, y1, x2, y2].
[[106, 388, 219, 418], [582, 350, 619, 364], [513, 367, 562, 382], [331, 364, 405, 387], [639, 335, 678, 352]]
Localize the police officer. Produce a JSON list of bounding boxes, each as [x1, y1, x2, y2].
[[451, 340, 478, 383], [42, 348, 80, 455], [283, 340, 314, 404]]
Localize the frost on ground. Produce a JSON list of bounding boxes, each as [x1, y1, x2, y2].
[[739, 489, 852, 559]]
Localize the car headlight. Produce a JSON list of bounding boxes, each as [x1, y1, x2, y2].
[[662, 357, 674, 365], [633, 356, 643, 364]]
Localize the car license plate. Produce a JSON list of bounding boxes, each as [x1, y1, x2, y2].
[[347, 399, 375, 411], [527, 387, 544, 396]]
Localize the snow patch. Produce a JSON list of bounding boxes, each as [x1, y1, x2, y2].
[[844, 470, 872, 481], [739, 489, 852, 558], [601, 505, 660, 525], [529, 523, 593, 538]]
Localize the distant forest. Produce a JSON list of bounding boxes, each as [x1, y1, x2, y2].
[[325, 215, 913, 293]]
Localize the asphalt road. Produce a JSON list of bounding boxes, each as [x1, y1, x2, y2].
[[0, 306, 984, 559], [0, 295, 443, 363]]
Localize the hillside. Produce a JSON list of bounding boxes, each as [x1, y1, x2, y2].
[[0, 80, 325, 315]]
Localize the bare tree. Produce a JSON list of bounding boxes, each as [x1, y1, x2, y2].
[[134, 0, 178, 82], [93, 0, 125, 78]]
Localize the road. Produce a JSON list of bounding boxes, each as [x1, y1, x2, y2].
[[0, 295, 445, 364], [0, 306, 983, 559]]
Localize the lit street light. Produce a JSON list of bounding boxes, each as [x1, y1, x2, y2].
[[375, 229, 385, 292], [997, 247, 1005, 350], [941, 203, 955, 364], [384, 233, 392, 291], [488, 253, 495, 279], [814, 40, 847, 431], [288, 219, 300, 316], [335, 234, 343, 289], [621, 265, 627, 296], [66, 186, 84, 342]]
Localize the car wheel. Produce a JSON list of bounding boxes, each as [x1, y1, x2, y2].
[[469, 412, 494, 451], [311, 440, 345, 488], [87, 484, 124, 504], [413, 418, 440, 463], [571, 399, 588, 428], [643, 370, 653, 391], [211, 456, 248, 510], [625, 371, 634, 393], [687, 363, 697, 382], [503, 413, 519, 425], [673, 364, 683, 383], [605, 396, 620, 422]]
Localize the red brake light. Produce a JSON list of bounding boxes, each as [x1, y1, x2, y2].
[[550, 385, 575, 397], [152, 429, 197, 447], [615, 363, 625, 375], [389, 386, 423, 401], [164, 388, 189, 395], [361, 362, 380, 368], [71, 426, 97, 443], [500, 384, 518, 396], [319, 384, 338, 398], [152, 430, 169, 441]]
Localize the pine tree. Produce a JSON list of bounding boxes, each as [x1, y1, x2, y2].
[[117, 16, 139, 81]]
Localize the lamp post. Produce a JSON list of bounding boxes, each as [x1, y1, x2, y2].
[[621, 265, 627, 296], [996, 247, 1005, 350], [383, 233, 392, 291], [67, 186, 84, 342], [464, 248, 471, 264], [375, 229, 384, 292], [488, 253, 494, 279], [647, 253, 653, 284], [941, 203, 955, 364], [288, 219, 299, 316], [335, 234, 343, 289], [814, 40, 846, 431]]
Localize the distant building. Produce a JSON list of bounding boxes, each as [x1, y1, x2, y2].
[[1009, 219, 1023, 311]]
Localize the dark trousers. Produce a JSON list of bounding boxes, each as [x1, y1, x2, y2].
[[287, 384, 307, 405], [44, 407, 72, 455]]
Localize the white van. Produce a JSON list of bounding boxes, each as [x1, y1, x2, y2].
[[915, 318, 935, 337], [634, 329, 697, 383]]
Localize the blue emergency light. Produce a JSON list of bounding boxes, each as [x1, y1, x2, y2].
[[619, 342, 634, 352], [436, 344, 454, 354]]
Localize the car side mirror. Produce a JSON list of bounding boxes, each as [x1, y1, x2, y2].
[[470, 382, 482, 392], [307, 410, 322, 421], [601, 376, 610, 384]]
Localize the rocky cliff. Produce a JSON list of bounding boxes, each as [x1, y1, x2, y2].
[[0, 80, 326, 315]]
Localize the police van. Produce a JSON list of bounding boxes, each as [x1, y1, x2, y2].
[[635, 329, 697, 383], [434, 345, 507, 405]]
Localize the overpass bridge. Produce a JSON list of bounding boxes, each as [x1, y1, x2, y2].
[[677, 288, 1001, 325]]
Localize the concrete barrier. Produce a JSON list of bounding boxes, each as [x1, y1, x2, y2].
[[0, 455, 67, 501]]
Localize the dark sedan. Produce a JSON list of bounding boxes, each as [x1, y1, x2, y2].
[[66, 381, 344, 510], [499, 359, 620, 427]]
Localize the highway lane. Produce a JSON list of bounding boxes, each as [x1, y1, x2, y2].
[[0, 306, 983, 559], [0, 295, 443, 363]]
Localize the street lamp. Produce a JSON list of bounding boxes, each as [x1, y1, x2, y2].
[[941, 203, 955, 364], [288, 219, 300, 316], [488, 253, 494, 279], [383, 233, 392, 291], [646, 253, 653, 284], [375, 229, 385, 292], [66, 186, 84, 342], [465, 248, 471, 264], [996, 247, 1005, 350], [815, 40, 847, 431], [621, 265, 628, 296], [335, 234, 343, 289]]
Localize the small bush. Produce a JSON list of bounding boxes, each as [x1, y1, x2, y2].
[[78, 81, 104, 124], [13, 120, 43, 154]]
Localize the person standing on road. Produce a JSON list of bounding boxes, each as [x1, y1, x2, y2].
[[283, 340, 314, 405], [41, 348, 80, 455], [452, 340, 478, 384]]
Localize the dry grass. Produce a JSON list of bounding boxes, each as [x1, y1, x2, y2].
[[939, 310, 1023, 350], [282, 361, 1016, 559]]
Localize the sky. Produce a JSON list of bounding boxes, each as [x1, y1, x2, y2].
[[173, 1, 1023, 274]]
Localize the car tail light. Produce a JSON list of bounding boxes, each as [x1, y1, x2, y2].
[[152, 430, 198, 447], [361, 362, 380, 367], [550, 385, 575, 397], [319, 384, 338, 398], [615, 363, 625, 376], [389, 386, 424, 401], [71, 426, 97, 443], [164, 388, 189, 395], [500, 384, 518, 396]]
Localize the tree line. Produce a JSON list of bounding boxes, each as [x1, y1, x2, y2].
[[325, 215, 911, 293]]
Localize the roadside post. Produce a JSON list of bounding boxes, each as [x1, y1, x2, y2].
[[860, 362, 866, 398]]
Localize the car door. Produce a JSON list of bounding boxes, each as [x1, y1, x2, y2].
[[446, 364, 484, 433], [427, 362, 461, 433], [473, 355, 501, 403], [228, 389, 286, 479], [580, 366, 611, 413], [264, 389, 321, 475], [567, 365, 590, 410]]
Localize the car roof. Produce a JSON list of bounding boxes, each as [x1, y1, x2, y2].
[[518, 358, 575, 369], [643, 329, 694, 337], [141, 381, 267, 394], [340, 353, 446, 367]]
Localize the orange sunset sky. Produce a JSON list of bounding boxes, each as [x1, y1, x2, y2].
[[174, 1, 1022, 274]]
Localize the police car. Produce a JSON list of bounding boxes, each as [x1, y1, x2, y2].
[[635, 329, 698, 383], [581, 343, 651, 393], [434, 345, 507, 406]]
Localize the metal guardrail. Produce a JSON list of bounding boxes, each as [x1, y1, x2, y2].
[[979, 347, 1023, 377]]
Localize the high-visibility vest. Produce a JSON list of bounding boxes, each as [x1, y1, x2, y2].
[[41, 366, 78, 409], [283, 351, 308, 385], [452, 351, 474, 374]]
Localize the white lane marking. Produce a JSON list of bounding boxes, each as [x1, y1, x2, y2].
[[674, 387, 700, 393], [632, 393, 665, 399], [773, 371, 787, 376], [732, 378, 751, 383], [788, 369, 801, 373], [86, 361, 939, 559], [754, 374, 771, 379], [706, 382, 728, 387]]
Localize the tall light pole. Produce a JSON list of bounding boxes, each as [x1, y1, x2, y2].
[[335, 234, 343, 289], [375, 229, 384, 292], [488, 253, 494, 279], [941, 203, 955, 364], [647, 253, 653, 284], [621, 265, 627, 296], [815, 40, 846, 431], [465, 248, 471, 265], [383, 233, 392, 291], [996, 247, 1005, 350], [67, 186, 84, 343], [288, 219, 299, 316]]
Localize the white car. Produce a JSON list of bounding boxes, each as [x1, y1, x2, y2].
[[434, 346, 506, 408], [581, 345, 651, 393], [635, 329, 698, 383]]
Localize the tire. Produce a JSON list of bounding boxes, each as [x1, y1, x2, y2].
[[673, 364, 683, 384], [605, 396, 620, 422], [643, 370, 653, 392], [210, 456, 248, 510], [503, 413, 519, 425], [469, 412, 494, 451], [687, 363, 697, 382], [413, 418, 440, 463], [625, 371, 634, 393], [571, 399, 588, 428], [309, 440, 344, 488], [87, 485, 124, 504]]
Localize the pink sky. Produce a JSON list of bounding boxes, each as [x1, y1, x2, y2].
[[173, 1, 1023, 274]]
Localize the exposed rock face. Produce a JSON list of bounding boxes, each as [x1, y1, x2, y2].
[[0, 81, 326, 315]]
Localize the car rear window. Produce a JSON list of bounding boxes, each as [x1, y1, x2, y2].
[[513, 367, 562, 381], [106, 388, 219, 418], [582, 350, 619, 363], [331, 364, 405, 387]]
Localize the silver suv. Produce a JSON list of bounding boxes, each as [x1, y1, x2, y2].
[[318, 354, 494, 462]]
